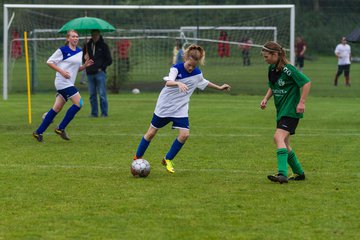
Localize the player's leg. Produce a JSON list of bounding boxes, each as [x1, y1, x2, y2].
[[285, 136, 305, 181], [334, 65, 343, 86], [162, 118, 190, 173], [55, 88, 82, 140], [134, 125, 158, 160], [134, 114, 168, 160], [97, 71, 108, 117], [344, 65, 351, 86], [33, 95, 65, 142], [299, 57, 304, 72], [162, 129, 189, 174], [87, 74, 98, 117], [273, 128, 290, 177], [268, 116, 301, 183], [165, 128, 189, 161]]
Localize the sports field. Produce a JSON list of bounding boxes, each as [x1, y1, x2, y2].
[[1, 86, 359, 239]]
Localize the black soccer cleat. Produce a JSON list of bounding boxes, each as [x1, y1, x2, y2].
[[288, 173, 305, 181], [267, 173, 288, 184], [54, 128, 70, 141], [32, 131, 44, 143]]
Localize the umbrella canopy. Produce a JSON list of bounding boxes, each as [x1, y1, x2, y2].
[[346, 28, 360, 43], [59, 17, 116, 33]]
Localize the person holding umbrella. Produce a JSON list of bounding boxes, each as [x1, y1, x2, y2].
[[83, 29, 112, 117], [33, 30, 94, 142]]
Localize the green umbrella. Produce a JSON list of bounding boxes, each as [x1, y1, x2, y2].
[[58, 17, 116, 33]]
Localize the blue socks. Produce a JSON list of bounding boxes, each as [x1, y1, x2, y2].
[[36, 104, 80, 135], [58, 104, 81, 130], [135, 137, 185, 160], [36, 108, 57, 134], [166, 138, 184, 160], [136, 136, 151, 158]]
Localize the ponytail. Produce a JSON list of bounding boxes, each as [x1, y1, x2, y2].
[[184, 44, 206, 65]]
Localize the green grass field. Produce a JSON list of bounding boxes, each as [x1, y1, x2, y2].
[[1, 91, 359, 239]]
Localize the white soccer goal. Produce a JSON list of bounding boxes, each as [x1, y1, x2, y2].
[[3, 4, 295, 99]]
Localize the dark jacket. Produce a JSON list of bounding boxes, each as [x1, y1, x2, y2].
[[83, 36, 112, 75]]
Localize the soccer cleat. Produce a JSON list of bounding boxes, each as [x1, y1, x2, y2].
[[54, 128, 70, 141], [133, 155, 142, 161], [32, 131, 44, 143], [162, 158, 175, 173], [288, 173, 305, 181], [267, 173, 288, 184]]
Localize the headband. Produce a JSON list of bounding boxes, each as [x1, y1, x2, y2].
[[262, 46, 281, 53]]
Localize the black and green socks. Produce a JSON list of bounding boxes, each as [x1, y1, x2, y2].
[[287, 150, 304, 175], [277, 148, 288, 177]]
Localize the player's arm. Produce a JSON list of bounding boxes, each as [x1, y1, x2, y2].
[[79, 58, 94, 72], [163, 67, 188, 92], [207, 82, 231, 91], [301, 45, 307, 56], [260, 88, 273, 110], [47, 49, 71, 79], [349, 51, 352, 63], [47, 62, 70, 79], [296, 82, 311, 113], [165, 80, 188, 92], [334, 47, 341, 58]]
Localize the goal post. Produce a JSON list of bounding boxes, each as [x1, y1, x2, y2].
[[3, 4, 295, 100]]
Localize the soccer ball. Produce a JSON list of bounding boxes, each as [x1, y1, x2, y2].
[[132, 88, 140, 94], [131, 159, 151, 177]]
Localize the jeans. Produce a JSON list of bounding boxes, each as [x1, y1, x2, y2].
[[87, 71, 108, 117]]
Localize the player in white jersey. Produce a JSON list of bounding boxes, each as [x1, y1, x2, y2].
[[133, 44, 231, 173], [33, 30, 94, 143], [334, 37, 351, 86]]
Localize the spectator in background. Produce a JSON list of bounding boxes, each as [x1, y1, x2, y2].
[[218, 31, 230, 58], [83, 29, 112, 117], [171, 40, 184, 65], [116, 38, 132, 72], [239, 37, 252, 66], [295, 36, 307, 72], [334, 37, 351, 86], [11, 30, 22, 59]]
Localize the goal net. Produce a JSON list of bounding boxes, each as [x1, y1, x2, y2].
[[3, 4, 295, 98]]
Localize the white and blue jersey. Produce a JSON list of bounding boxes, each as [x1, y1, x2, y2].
[[154, 63, 209, 118], [47, 46, 83, 90]]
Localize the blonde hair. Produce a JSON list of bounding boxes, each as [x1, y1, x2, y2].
[[64, 30, 78, 46], [261, 41, 289, 70], [184, 44, 205, 66]]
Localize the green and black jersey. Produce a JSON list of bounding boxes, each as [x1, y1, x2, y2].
[[267, 64, 310, 121]]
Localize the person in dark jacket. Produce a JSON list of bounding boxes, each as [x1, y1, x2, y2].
[[83, 29, 112, 117]]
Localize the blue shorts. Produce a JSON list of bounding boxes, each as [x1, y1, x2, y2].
[[151, 113, 189, 130], [56, 86, 79, 102]]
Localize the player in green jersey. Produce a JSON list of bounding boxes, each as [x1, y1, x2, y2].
[[260, 41, 311, 184]]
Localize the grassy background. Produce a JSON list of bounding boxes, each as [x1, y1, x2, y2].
[[0, 91, 359, 239], [6, 55, 360, 97]]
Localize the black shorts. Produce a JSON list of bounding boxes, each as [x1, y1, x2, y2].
[[296, 56, 304, 68], [337, 64, 350, 77], [277, 117, 299, 135]]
